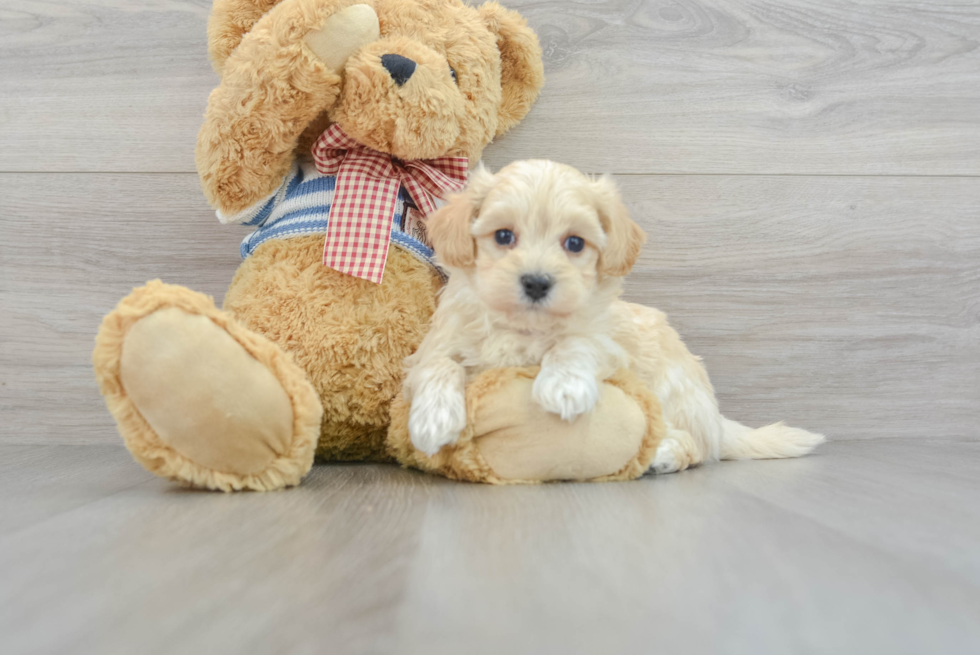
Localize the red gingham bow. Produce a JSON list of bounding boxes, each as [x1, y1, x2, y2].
[[311, 124, 469, 284]]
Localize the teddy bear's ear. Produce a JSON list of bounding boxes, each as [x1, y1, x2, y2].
[[207, 0, 282, 74], [479, 2, 546, 137]]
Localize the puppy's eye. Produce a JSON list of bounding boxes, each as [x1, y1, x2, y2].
[[564, 236, 585, 253], [449, 66, 458, 85], [494, 229, 515, 246]]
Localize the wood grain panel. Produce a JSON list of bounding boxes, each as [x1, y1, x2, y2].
[[2, 172, 976, 445], [1, 440, 979, 654], [0, 0, 213, 173], [0, 173, 247, 445], [2, 0, 979, 174], [616, 173, 980, 440], [489, 0, 980, 174]]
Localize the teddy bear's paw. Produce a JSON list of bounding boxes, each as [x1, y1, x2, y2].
[[94, 281, 323, 491], [304, 4, 380, 72], [531, 366, 600, 422], [408, 388, 467, 456]]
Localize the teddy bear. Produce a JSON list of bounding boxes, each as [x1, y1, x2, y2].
[[93, 0, 667, 490]]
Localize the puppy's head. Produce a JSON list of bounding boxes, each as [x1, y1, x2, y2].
[[429, 160, 645, 319]]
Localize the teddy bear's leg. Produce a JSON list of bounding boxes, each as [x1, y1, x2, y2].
[[93, 281, 323, 491], [388, 368, 667, 484], [223, 236, 443, 462]]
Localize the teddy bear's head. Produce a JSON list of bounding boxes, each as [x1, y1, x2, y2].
[[208, 0, 544, 164]]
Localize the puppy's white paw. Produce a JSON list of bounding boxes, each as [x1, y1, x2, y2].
[[650, 438, 689, 474], [408, 389, 467, 456], [532, 366, 599, 421]]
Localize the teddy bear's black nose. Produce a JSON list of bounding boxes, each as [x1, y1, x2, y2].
[[381, 54, 417, 86]]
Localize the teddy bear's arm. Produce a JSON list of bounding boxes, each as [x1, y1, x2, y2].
[[196, 1, 379, 215], [214, 162, 300, 226], [196, 32, 338, 215]]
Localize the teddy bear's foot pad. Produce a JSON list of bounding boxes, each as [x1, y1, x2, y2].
[[388, 368, 667, 484], [121, 307, 295, 476], [94, 281, 322, 491], [474, 379, 647, 481]]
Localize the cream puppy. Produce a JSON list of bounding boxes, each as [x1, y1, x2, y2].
[[405, 160, 824, 473]]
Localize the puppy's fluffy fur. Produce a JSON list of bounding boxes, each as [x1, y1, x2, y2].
[[405, 160, 824, 472]]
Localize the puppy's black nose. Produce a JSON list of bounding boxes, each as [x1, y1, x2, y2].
[[380, 54, 417, 86], [521, 274, 554, 301]]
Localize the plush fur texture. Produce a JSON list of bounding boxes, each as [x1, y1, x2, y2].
[[93, 0, 545, 490], [198, 0, 345, 213], [224, 236, 443, 461], [406, 160, 826, 471], [197, 0, 545, 214]]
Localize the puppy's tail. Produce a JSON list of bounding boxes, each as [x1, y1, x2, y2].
[[719, 418, 825, 461]]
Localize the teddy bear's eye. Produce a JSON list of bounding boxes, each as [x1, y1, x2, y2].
[[449, 66, 458, 85]]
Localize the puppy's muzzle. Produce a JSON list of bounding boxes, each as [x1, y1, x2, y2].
[[521, 274, 554, 302]]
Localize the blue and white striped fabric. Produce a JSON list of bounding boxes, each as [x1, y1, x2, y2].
[[216, 160, 443, 272]]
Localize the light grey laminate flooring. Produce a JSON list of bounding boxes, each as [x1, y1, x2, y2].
[[2, 440, 979, 655]]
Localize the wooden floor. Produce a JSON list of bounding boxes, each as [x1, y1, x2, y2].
[[2, 440, 979, 654], [2, 0, 980, 652]]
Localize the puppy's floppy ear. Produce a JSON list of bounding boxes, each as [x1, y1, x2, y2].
[[479, 2, 546, 137], [429, 165, 496, 269], [592, 175, 646, 277]]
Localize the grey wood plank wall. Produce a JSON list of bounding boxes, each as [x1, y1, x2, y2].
[[2, 0, 978, 445]]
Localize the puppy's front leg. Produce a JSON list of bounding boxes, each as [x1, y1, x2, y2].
[[406, 357, 467, 456], [532, 337, 602, 421]]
